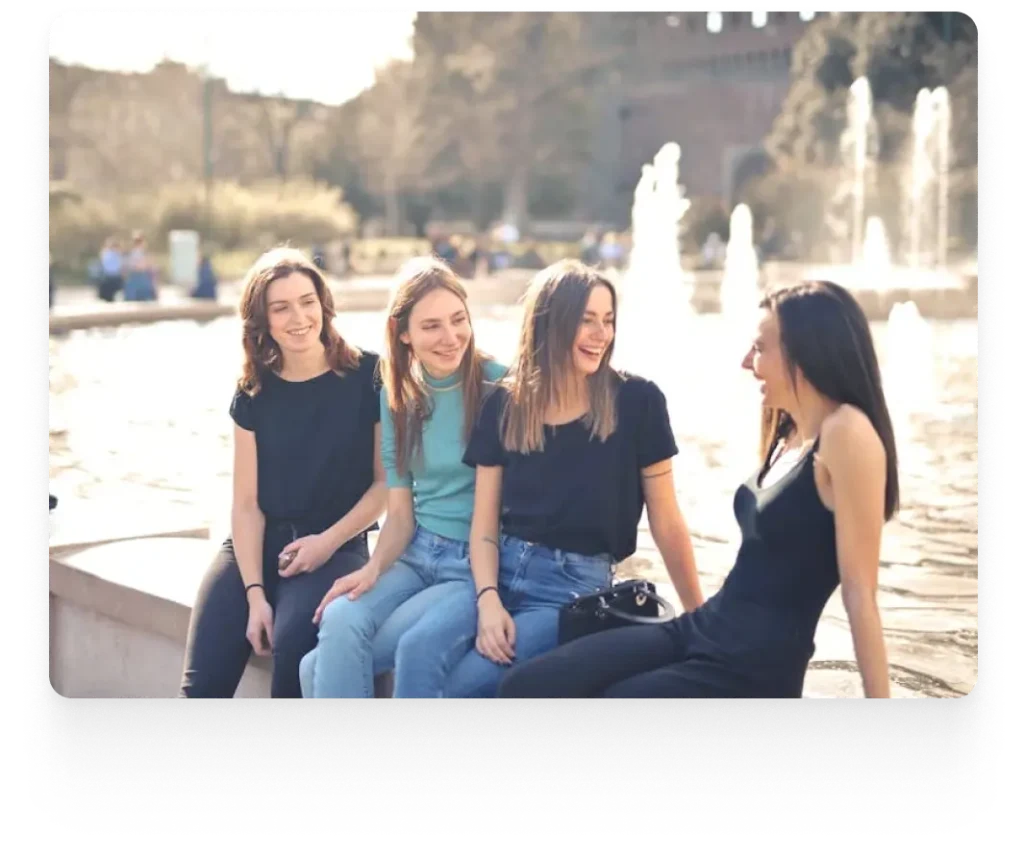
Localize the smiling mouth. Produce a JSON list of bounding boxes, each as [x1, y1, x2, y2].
[[287, 326, 312, 336], [578, 345, 605, 360]]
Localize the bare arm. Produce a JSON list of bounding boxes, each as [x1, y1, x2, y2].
[[364, 487, 416, 578], [231, 423, 265, 592], [469, 464, 516, 664], [821, 406, 891, 698], [468, 465, 503, 596], [319, 422, 388, 554], [642, 459, 704, 612]]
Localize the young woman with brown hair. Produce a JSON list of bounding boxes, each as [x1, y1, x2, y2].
[[179, 248, 386, 698]]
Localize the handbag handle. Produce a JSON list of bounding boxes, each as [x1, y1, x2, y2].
[[598, 590, 676, 624]]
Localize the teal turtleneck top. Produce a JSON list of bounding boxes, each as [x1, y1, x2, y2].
[[379, 360, 506, 541]]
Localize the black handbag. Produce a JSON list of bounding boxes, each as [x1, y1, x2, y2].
[[558, 578, 676, 644]]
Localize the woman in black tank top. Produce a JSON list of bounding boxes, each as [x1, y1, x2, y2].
[[499, 280, 900, 698]]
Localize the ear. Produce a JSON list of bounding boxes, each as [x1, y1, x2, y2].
[[399, 331, 411, 346]]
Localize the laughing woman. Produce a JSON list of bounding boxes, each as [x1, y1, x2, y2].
[[299, 257, 505, 697], [500, 280, 899, 698], [179, 248, 386, 698], [392, 259, 705, 697]]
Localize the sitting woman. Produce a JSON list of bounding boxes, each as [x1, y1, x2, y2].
[[394, 259, 705, 697], [500, 280, 899, 698], [179, 248, 386, 698], [299, 257, 505, 697]]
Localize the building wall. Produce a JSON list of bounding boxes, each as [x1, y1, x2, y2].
[[583, 12, 814, 224]]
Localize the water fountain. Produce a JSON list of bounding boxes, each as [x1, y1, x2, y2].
[[862, 215, 892, 286], [718, 203, 760, 327], [823, 77, 878, 266], [884, 297, 940, 466], [808, 79, 964, 297], [615, 142, 692, 380], [845, 77, 876, 265], [904, 86, 951, 269]]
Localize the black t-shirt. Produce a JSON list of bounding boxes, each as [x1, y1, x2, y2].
[[463, 374, 677, 561], [230, 350, 381, 535]]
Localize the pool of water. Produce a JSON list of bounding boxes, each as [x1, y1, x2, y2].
[[48, 308, 978, 697]]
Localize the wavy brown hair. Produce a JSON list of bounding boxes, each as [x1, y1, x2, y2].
[[238, 247, 361, 395], [501, 259, 621, 454], [758, 280, 900, 521], [382, 256, 492, 476]]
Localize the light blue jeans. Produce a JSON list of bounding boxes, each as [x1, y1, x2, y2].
[[392, 534, 614, 698], [300, 525, 474, 697]]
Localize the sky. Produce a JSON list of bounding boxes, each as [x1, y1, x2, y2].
[[48, 9, 417, 105]]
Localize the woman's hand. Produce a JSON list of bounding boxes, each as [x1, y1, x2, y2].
[[279, 532, 335, 577], [245, 590, 274, 656], [312, 565, 381, 625], [476, 592, 516, 665]]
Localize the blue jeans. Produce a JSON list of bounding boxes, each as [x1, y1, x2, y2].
[[394, 534, 614, 698], [299, 525, 474, 697]]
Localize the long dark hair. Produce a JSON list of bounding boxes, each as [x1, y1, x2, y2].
[[759, 280, 900, 521]]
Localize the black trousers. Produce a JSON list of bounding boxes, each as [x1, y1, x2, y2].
[[497, 614, 805, 698], [98, 274, 122, 302], [179, 533, 368, 698]]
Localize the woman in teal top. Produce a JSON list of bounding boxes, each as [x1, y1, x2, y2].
[[300, 257, 505, 697]]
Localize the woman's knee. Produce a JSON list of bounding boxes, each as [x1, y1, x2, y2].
[[318, 595, 375, 647], [496, 658, 544, 697], [298, 648, 317, 697], [443, 651, 504, 698]]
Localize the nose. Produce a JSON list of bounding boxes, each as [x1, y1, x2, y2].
[[740, 348, 754, 370]]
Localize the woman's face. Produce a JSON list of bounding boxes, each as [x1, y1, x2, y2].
[[265, 271, 323, 356], [400, 287, 472, 379], [571, 285, 615, 376], [741, 308, 794, 410]]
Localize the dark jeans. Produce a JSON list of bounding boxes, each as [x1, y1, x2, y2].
[[98, 274, 122, 302], [179, 533, 368, 698], [498, 610, 806, 698]]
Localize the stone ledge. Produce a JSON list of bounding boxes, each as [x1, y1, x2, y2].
[[50, 536, 271, 697], [48, 534, 943, 698], [48, 535, 396, 698]]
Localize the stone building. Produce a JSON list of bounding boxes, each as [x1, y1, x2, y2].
[[581, 11, 815, 225]]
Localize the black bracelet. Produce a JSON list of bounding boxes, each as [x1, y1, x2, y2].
[[476, 585, 498, 602], [245, 583, 265, 595]]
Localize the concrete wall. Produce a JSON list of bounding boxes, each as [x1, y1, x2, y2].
[[49, 536, 272, 698]]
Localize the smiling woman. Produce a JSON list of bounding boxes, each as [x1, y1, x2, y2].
[[381, 259, 705, 698], [179, 248, 388, 698], [299, 256, 506, 698]]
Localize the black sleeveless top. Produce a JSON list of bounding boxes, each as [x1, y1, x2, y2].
[[696, 437, 839, 670]]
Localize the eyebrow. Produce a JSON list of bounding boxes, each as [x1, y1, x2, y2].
[[269, 292, 316, 306], [420, 310, 468, 324]]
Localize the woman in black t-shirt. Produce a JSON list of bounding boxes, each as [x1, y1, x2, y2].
[[402, 259, 705, 698], [179, 248, 386, 698], [500, 280, 900, 698]]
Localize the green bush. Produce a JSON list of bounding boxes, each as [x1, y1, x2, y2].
[[49, 192, 119, 273], [50, 180, 359, 278]]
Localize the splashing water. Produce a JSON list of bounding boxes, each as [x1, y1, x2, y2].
[[719, 203, 760, 330], [616, 142, 692, 381], [904, 87, 951, 269], [885, 300, 938, 421]]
